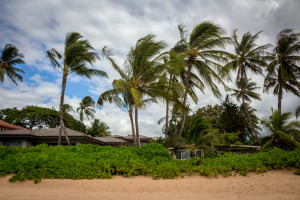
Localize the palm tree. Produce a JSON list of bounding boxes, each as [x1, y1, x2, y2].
[[173, 22, 232, 136], [98, 87, 156, 146], [47, 32, 107, 146], [261, 108, 300, 151], [0, 44, 25, 85], [184, 115, 223, 158], [160, 51, 202, 137], [264, 29, 300, 114], [87, 119, 111, 137], [77, 96, 96, 132], [226, 30, 269, 143], [102, 34, 173, 146], [231, 78, 262, 143], [63, 104, 74, 114]]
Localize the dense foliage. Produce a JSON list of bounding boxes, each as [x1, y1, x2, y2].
[[0, 143, 299, 183], [0, 106, 86, 132]]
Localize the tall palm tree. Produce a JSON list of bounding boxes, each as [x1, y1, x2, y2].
[[173, 22, 232, 136], [231, 78, 262, 143], [264, 29, 300, 114], [226, 30, 269, 143], [77, 96, 96, 132], [160, 51, 202, 137], [47, 32, 107, 146], [102, 34, 175, 146], [0, 44, 25, 85], [261, 108, 300, 151]]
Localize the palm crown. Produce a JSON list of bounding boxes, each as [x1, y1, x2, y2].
[[173, 21, 232, 136], [0, 44, 25, 85], [261, 108, 300, 151], [264, 29, 300, 113]]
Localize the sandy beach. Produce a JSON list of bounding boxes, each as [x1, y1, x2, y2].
[[0, 170, 299, 200]]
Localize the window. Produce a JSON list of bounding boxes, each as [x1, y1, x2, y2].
[[6, 141, 22, 147], [176, 150, 202, 159], [182, 151, 191, 159]]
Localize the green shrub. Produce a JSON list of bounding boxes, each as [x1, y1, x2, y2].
[[0, 144, 299, 183]]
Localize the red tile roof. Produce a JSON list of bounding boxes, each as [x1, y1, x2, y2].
[[0, 120, 28, 130]]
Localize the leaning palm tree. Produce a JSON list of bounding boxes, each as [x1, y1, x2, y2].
[[231, 78, 262, 143], [77, 96, 96, 132], [47, 32, 107, 146], [264, 29, 300, 114], [173, 22, 232, 136], [0, 44, 25, 85], [102, 34, 179, 146], [261, 108, 300, 151]]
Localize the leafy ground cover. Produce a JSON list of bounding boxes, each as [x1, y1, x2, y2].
[[0, 143, 299, 183]]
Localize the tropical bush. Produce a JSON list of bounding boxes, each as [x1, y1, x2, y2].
[[0, 143, 299, 183]]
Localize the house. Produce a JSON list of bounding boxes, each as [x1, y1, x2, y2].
[[0, 127, 152, 147], [169, 144, 261, 160], [0, 128, 104, 147], [0, 119, 28, 132]]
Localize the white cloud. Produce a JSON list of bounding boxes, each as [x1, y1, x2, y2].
[[0, 0, 299, 138]]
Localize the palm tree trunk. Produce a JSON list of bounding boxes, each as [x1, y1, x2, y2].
[[59, 73, 71, 146], [242, 94, 260, 144], [278, 84, 282, 114], [128, 106, 137, 146], [134, 102, 141, 147], [79, 121, 82, 133], [165, 74, 173, 138], [179, 63, 192, 136], [165, 100, 169, 137]]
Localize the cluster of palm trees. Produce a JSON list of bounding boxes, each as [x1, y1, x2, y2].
[[1, 21, 299, 148]]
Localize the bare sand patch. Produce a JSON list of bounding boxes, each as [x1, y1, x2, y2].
[[0, 170, 299, 200]]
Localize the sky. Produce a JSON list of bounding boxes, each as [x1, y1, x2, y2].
[[0, 0, 299, 137]]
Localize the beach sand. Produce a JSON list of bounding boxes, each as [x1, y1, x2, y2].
[[0, 170, 299, 200]]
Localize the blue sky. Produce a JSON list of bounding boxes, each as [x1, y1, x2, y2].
[[1, 0, 299, 137]]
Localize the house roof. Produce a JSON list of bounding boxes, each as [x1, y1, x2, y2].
[[32, 128, 87, 137], [0, 120, 28, 130], [94, 136, 128, 143], [0, 129, 32, 135], [124, 135, 152, 140]]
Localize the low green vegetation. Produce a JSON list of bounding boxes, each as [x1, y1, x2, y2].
[[0, 143, 299, 183]]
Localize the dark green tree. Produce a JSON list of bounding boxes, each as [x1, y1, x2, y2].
[[217, 95, 247, 142], [195, 104, 222, 128], [0, 106, 85, 132]]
